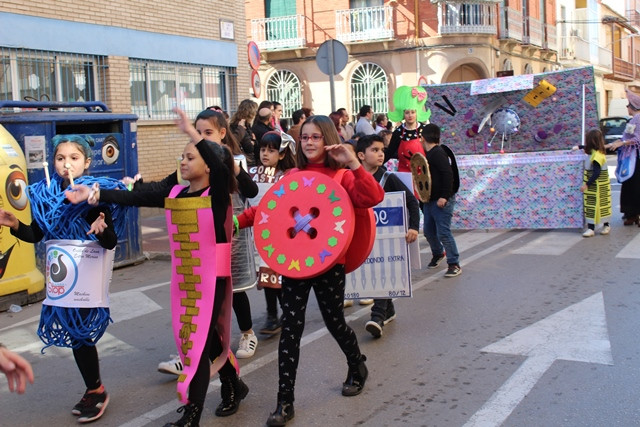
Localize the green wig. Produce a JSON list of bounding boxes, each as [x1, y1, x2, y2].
[[388, 86, 431, 123]]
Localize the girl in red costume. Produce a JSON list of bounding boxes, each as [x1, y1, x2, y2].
[[236, 115, 384, 426]]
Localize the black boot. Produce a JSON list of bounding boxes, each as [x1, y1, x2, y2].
[[342, 355, 368, 396], [266, 397, 295, 427], [163, 402, 202, 427], [215, 374, 249, 417]]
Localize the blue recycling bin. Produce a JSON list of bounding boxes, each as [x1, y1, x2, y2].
[[0, 101, 144, 268]]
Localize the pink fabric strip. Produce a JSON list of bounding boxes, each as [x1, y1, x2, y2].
[[165, 185, 235, 403]]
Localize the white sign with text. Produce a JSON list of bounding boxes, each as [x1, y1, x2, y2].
[[346, 192, 412, 299]]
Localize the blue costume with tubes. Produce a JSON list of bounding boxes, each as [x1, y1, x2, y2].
[[13, 160, 128, 350]]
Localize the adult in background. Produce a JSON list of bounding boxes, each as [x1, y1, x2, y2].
[[605, 89, 640, 226], [288, 109, 306, 143], [229, 99, 259, 166], [374, 114, 388, 133], [337, 107, 355, 141], [355, 105, 375, 136], [252, 107, 275, 165], [272, 101, 284, 131]]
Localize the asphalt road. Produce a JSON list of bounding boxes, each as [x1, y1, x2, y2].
[[1, 172, 639, 427]]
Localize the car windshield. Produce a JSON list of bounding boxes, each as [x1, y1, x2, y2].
[[600, 118, 628, 134]]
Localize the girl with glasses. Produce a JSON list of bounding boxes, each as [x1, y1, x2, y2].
[[236, 115, 385, 426]]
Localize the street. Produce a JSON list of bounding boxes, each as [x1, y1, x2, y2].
[[1, 181, 640, 426]]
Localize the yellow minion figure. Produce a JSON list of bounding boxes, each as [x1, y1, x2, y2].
[[0, 125, 44, 308]]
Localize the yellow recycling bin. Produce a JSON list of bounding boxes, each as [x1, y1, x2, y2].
[[0, 124, 44, 310]]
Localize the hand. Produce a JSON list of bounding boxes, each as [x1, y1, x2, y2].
[[405, 229, 418, 243], [0, 208, 19, 230], [580, 184, 587, 193], [173, 108, 201, 143], [437, 198, 447, 208], [324, 144, 359, 169], [0, 346, 34, 394], [87, 212, 108, 236], [65, 184, 91, 204]]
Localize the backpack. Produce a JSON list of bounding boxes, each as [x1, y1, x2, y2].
[[441, 144, 460, 194]]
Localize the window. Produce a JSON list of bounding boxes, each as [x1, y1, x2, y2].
[[0, 47, 106, 103], [129, 59, 236, 120], [266, 69, 302, 119], [265, 0, 297, 41], [351, 0, 383, 7], [502, 58, 513, 71], [523, 63, 533, 74], [350, 63, 389, 118]]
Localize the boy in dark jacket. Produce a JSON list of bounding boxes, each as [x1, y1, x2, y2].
[[356, 134, 421, 338]]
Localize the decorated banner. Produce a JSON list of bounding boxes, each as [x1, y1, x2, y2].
[[346, 192, 412, 299], [44, 240, 114, 308]]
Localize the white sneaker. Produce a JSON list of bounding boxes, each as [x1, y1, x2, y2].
[[358, 299, 374, 305], [600, 225, 611, 235], [158, 354, 183, 376], [236, 333, 258, 359], [343, 299, 354, 308], [582, 229, 595, 238]]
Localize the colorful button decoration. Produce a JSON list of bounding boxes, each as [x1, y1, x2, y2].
[[254, 171, 356, 279]]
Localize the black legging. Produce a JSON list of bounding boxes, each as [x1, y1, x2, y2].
[[232, 291, 253, 332], [189, 278, 236, 406], [276, 264, 362, 400], [73, 344, 101, 390]]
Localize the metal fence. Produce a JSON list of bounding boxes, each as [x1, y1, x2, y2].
[[129, 59, 237, 120], [0, 47, 107, 104]]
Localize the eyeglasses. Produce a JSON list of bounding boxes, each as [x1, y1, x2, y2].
[[300, 134, 324, 142]]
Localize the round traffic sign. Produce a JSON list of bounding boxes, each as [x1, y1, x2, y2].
[[248, 41, 261, 71], [251, 70, 261, 98], [316, 39, 348, 76]]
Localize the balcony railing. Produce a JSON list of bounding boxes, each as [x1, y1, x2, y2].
[[498, 5, 523, 42], [613, 57, 634, 80], [437, 2, 497, 35], [558, 35, 612, 70], [251, 15, 306, 51], [336, 5, 394, 43], [522, 16, 543, 47], [542, 23, 557, 51]]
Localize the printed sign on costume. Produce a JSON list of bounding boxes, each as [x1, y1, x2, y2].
[[346, 192, 412, 299], [44, 240, 114, 308]]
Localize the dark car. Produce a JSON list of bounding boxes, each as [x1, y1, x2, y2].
[[600, 116, 630, 153]]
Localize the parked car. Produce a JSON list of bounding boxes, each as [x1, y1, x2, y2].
[[600, 116, 630, 153]]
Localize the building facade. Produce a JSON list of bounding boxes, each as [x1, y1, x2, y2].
[[0, 1, 250, 181], [247, 0, 559, 121], [247, 0, 640, 121]]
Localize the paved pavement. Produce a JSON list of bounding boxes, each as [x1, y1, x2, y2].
[[139, 209, 170, 258]]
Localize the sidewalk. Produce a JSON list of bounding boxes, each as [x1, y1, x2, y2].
[[140, 210, 170, 259]]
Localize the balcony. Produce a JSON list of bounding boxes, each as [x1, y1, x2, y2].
[[498, 5, 523, 42], [251, 15, 306, 51], [522, 16, 543, 47], [335, 5, 394, 43], [559, 35, 613, 71], [436, 2, 498, 35], [608, 57, 635, 81], [542, 23, 557, 51]]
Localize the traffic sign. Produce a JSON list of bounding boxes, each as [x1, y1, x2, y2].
[[316, 39, 348, 76], [248, 41, 261, 71]]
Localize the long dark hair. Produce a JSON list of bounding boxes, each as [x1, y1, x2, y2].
[[195, 110, 242, 155], [584, 129, 605, 155], [260, 131, 296, 171]]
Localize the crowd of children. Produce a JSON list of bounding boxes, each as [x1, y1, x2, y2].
[[5, 85, 617, 426]]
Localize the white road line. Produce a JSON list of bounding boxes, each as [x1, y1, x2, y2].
[[119, 230, 531, 427], [615, 232, 640, 259], [421, 230, 508, 254], [510, 231, 583, 256]]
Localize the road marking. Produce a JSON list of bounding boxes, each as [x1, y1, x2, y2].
[[119, 230, 531, 426], [615, 233, 640, 259], [464, 292, 612, 427], [421, 230, 508, 254], [510, 231, 583, 256]]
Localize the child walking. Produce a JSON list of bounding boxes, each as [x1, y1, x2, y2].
[[0, 134, 126, 423], [251, 130, 296, 335], [236, 115, 385, 426], [578, 129, 612, 237], [67, 108, 248, 426], [355, 134, 421, 338]]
